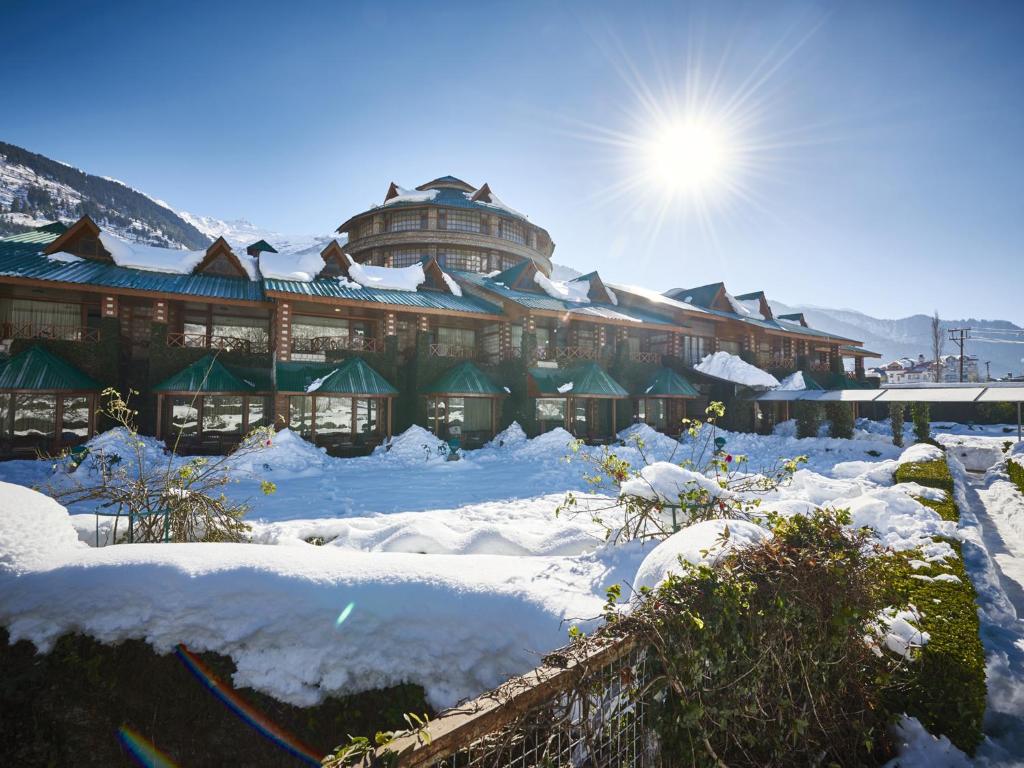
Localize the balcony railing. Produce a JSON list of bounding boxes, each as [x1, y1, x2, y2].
[[291, 335, 382, 355], [167, 332, 269, 355], [1, 323, 101, 343], [429, 342, 476, 359], [757, 355, 797, 370], [630, 350, 661, 364], [535, 346, 599, 362]]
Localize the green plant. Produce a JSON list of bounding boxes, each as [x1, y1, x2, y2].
[[826, 401, 855, 439], [893, 458, 954, 494], [794, 400, 822, 439], [1007, 458, 1024, 494], [890, 403, 906, 447], [910, 402, 931, 443]]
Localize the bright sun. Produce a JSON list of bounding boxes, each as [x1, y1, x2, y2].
[[644, 118, 732, 197]]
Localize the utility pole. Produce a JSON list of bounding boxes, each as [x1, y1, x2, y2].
[[985, 361, 991, 381], [947, 328, 970, 382]]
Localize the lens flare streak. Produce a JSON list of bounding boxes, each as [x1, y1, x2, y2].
[[117, 726, 179, 768]]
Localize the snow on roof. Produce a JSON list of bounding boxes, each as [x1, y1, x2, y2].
[[695, 351, 780, 389], [93, 232, 261, 281], [346, 254, 425, 292], [259, 243, 327, 282], [534, 271, 590, 303], [606, 283, 709, 315], [777, 371, 807, 391], [441, 271, 463, 297], [382, 186, 439, 206], [557, 381, 573, 393]]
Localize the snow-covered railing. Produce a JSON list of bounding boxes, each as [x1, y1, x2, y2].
[[1, 322, 101, 343], [373, 635, 659, 768]]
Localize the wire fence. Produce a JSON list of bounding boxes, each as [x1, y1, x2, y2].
[[377, 636, 661, 768]]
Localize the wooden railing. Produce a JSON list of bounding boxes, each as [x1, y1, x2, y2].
[[757, 356, 797, 370], [535, 346, 599, 362], [1, 323, 101, 343], [166, 332, 269, 355], [291, 335, 382, 354], [429, 342, 476, 359], [630, 350, 660, 364]]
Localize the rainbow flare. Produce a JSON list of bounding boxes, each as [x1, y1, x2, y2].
[[117, 726, 179, 768], [175, 644, 324, 766]]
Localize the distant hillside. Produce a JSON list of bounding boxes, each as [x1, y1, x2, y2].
[[0, 141, 210, 249], [770, 301, 1024, 378]]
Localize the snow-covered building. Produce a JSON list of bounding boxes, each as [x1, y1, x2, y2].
[[0, 176, 879, 456], [879, 354, 980, 384]]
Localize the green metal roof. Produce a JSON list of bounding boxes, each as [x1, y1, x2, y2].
[[247, 239, 278, 254], [264, 277, 502, 315], [665, 283, 724, 309], [421, 361, 505, 396], [276, 357, 397, 395], [638, 367, 700, 398], [153, 355, 260, 393], [0, 346, 100, 391], [530, 363, 629, 398], [0, 228, 265, 302]]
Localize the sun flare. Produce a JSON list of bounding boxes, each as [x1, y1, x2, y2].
[[644, 118, 733, 197]]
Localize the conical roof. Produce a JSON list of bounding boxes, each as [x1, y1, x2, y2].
[[421, 361, 505, 396], [0, 346, 99, 391]]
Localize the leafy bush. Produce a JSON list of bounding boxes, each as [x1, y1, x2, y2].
[[910, 402, 931, 443], [915, 494, 959, 523], [826, 401, 855, 439], [1008, 458, 1024, 494], [893, 458, 954, 494], [794, 400, 822, 439], [890, 403, 906, 447]]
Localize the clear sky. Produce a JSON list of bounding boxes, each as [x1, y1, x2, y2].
[[3, 0, 1022, 323]]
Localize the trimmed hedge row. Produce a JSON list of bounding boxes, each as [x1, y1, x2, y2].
[[887, 458, 986, 753], [1008, 458, 1024, 495], [893, 458, 955, 495]]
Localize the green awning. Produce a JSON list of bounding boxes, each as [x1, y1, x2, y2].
[[530, 363, 628, 398], [0, 346, 100, 391], [276, 357, 397, 396], [153, 355, 258, 393], [637, 367, 699, 398], [421, 361, 505, 396]]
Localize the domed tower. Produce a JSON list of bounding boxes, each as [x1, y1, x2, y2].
[[336, 176, 555, 275]]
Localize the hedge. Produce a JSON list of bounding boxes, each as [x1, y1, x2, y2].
[[886, 459, 986, 753], [893, 458, 954, 495], [1008, 458, 1024, 495]]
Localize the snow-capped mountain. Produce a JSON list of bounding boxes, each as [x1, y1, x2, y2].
[[770, 301, 1024, 378], [173, 209, 340, 256], [0, 141, 209, 249]]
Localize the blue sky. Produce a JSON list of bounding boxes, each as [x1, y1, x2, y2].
[[4, 0, 1023, 323]]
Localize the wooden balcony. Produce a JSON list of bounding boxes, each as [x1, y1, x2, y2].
[[291, 335, 382, 355], [167, 332, 269, 355], [757, 355, 797, 370], [630, 350, 661, 364], [429, 342, 476, 359], [535, 346, 599, 362], [1, 322, 101, 343]]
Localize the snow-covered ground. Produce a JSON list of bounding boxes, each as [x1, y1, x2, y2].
[[1, 418, 1023, 763]]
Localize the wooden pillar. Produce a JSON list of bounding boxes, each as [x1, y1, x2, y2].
[[275, 302, 292, 362], [490, 398, 497, 437], [500, 321, 512, 359], [153, 299, 168, 324], [53, 396, 64, 454], [611, 399, 617, 438], [385, 312, 397, 338], [155, 395, 163, 440], [101, 294, 118, 319]]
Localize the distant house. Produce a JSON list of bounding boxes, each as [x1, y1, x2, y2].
[[877, 354, 979, 383]]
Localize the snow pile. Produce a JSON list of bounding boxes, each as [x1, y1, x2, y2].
[[515, 428, 577, 460], [632, 519, 772, 593], [733, 296, 767, 320], [882, 716, 972, 768], [485, 422, 528, 450], [777, 371, 807, 391], [0, 481, 83, 573], [259, 244, 328, 282], [374, 425, 448, 462], [897, 443, 946, 465], [870, 605, 930, 659], [72, 428, 169, 476], [346, 255, 424, 292], [381, 186, 438, 206], [441, 272, 463, 296], [616, 423, 682, 459], [533, 271, 591, 303], [934, 434, 1006, 472], [620, 461, 734, 504], [695, 352, 780, 389], [97, 232, 259, 280], [226, 428, 329, 479]]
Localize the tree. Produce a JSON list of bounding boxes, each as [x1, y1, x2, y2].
[[794, 401, 823, 439], [890, 403, 905, 447], [931, 311, 944, 383], [826, 402, 854, 439], [911, 402, 931, 443]]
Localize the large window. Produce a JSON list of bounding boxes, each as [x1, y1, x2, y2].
[[289, 396, 313, 438], [498, 218, 526, 244], [169, 397, 199, 437], [291, 316, 374, 356], [637, 398, 668, 430], [682, 335, 709, 364], [316, 396, 353, 436], [0, 298, 82, 339], [536, 398, 567, 433], [62, 396, 90, 439], [202, 396, 244, 435], [439, 210, 480, 233], [289, 396, 385, 445], [390, 249, 427, 268], [438, 249, 483, 272], [426, 396, 492, 439], [387, 211, 425, 232], [437, 326, 476, 352]]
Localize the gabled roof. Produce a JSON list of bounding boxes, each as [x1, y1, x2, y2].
[[263, 275, 502, 315], [0, 346, 100, 391], [665, 283, 727, 310], [638, 367, 700, 398], [777, 312, 807, 327], [421, 361, 505, 396], [246, 239, 278, 254], [733, 290, 774, 321], [194, 237, 248, 278], [42, 215, 113, 262], [415, 175, 476, 193], [529, 363, 629, 398], [153, 355, 262, 393], [276, 357, 397, 395]]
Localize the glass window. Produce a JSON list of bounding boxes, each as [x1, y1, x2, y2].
[[316, 396, 353, 435], [0, 394, 10, 438], [358, 220, 374, 239], [289, 396, 313, 438], [646, 333, 670, 356], [576, 326, 598, 353], [437, 326, 476, 351], [203, 396, 244, 435], [498, 218, 526, 244], [719, 340, 742, 355], [511, 324, 523, 353], [426, 397, 444, 435], [391, 249, 427, 268], [387, 211, 423, 232], [355, 398, 380, 436], [440, 210, 480, 233], [535, 327, 551, 351], [169, 397, 199, 437], [536, 398, 566, 432], [464, 397, 492, 432], [62, 396, 90, 439], [211, 315, 270, 352], [642, 398, 667, 429], [248, 397, 269, 431], [438, 249, 483, 272], [573, 400, 589, 433], [0, 298, 82, 340], [396, 320, 416, 353], [447, 397, 465, 433], [13, 394, 55, 438]]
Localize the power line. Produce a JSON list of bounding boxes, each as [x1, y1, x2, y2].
[[947, 328, 970, 382]]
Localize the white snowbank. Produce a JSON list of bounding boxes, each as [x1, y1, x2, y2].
[[441, 271, 463, 296], [227, 429, 329, 479], [374, 425, 448, 462], [934, 434, 1007, 472], [97, 232, 259, 280], [696, 351, 780, 389], [0, 482, 84, 574], [632, 519, 772, 593], [346, 255, 424, 292], [485, 422, 528, 450], [533, 271, 591, 303], [259, 244, 327, 282], [620, 461, 733, 505], [381, 186, 438, 206], [882, 716, 972, 768], [897, 443, 946, 465], [777, 371, 807, 391]]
